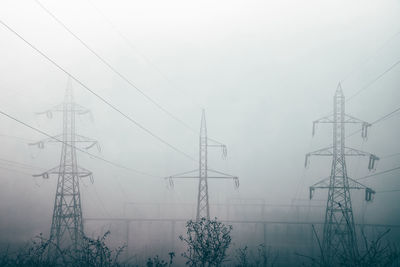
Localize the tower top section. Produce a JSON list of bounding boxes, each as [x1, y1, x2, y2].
[[200, 109, 207, 135], [64, 76, 74, 104], [335, 83, 344, 97]]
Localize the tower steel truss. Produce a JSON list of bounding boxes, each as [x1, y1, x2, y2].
[[31, 78, 99, 251], [305, 84, 379, 262], [166, 110, 239, 221]]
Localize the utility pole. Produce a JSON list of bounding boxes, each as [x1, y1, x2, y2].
[[31, 77, 99, 251], [305, 84, 379, 263], [166, 109, 239, 221]]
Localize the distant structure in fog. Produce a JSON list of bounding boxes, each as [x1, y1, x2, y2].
[[166, 109, 239, 220], [305, 83, 379, 262], [30, 77, 99, 251]]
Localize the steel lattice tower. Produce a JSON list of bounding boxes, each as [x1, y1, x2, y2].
[[198, 110, 209, 219], [31, 78, 98, 251], [166, 109, 239, 221], [305, 84, 379, 262]]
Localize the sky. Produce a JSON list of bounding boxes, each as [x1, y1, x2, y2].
[[0, 0, 399, 252]]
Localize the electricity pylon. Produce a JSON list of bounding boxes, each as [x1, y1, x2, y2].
[[305, 84, 379, 263], [166, 109, 239, 221], [30, 78, 99, 251]]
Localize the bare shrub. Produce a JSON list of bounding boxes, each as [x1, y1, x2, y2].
[[235, 244, 277, 267], [145, 252, 175, 267], [179, 217, 232, 266], [297, 226, 400, 267]]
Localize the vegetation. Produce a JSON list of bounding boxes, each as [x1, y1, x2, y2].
[[1, 218, 399, 267], [0, 231, 125, 267], [0, 233, 54, 267], [235, 244, 278, 267], [179, 217, 232, 266], [146, 253, 175, 267], [297, 226, 400, 267]]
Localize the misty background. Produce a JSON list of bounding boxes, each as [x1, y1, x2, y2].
[[0, 0, 399, 264]]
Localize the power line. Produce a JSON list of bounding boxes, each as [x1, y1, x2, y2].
[[345, 105, 400, 140], [341, 29, 400, 83], [0, 109, 159, 178], [371, 106, 400, 124], [0, 133, 34, 143], [91, 183, 112, 218], [315, 30, 400, 117], [0, 165, 33, 176], [85, 0, 203, 118], [346, 58, 400, 102], [0, 157, 44, 171], [80, 181, 110, 218], [377, 189, 400, 193], [34, 0, 198, 135], [0, 18, 196, 162], [356, 166, 400, 181], [381, 152, 400, 159]]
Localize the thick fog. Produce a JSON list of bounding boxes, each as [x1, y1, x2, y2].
[[0, 0, 399, 265]]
